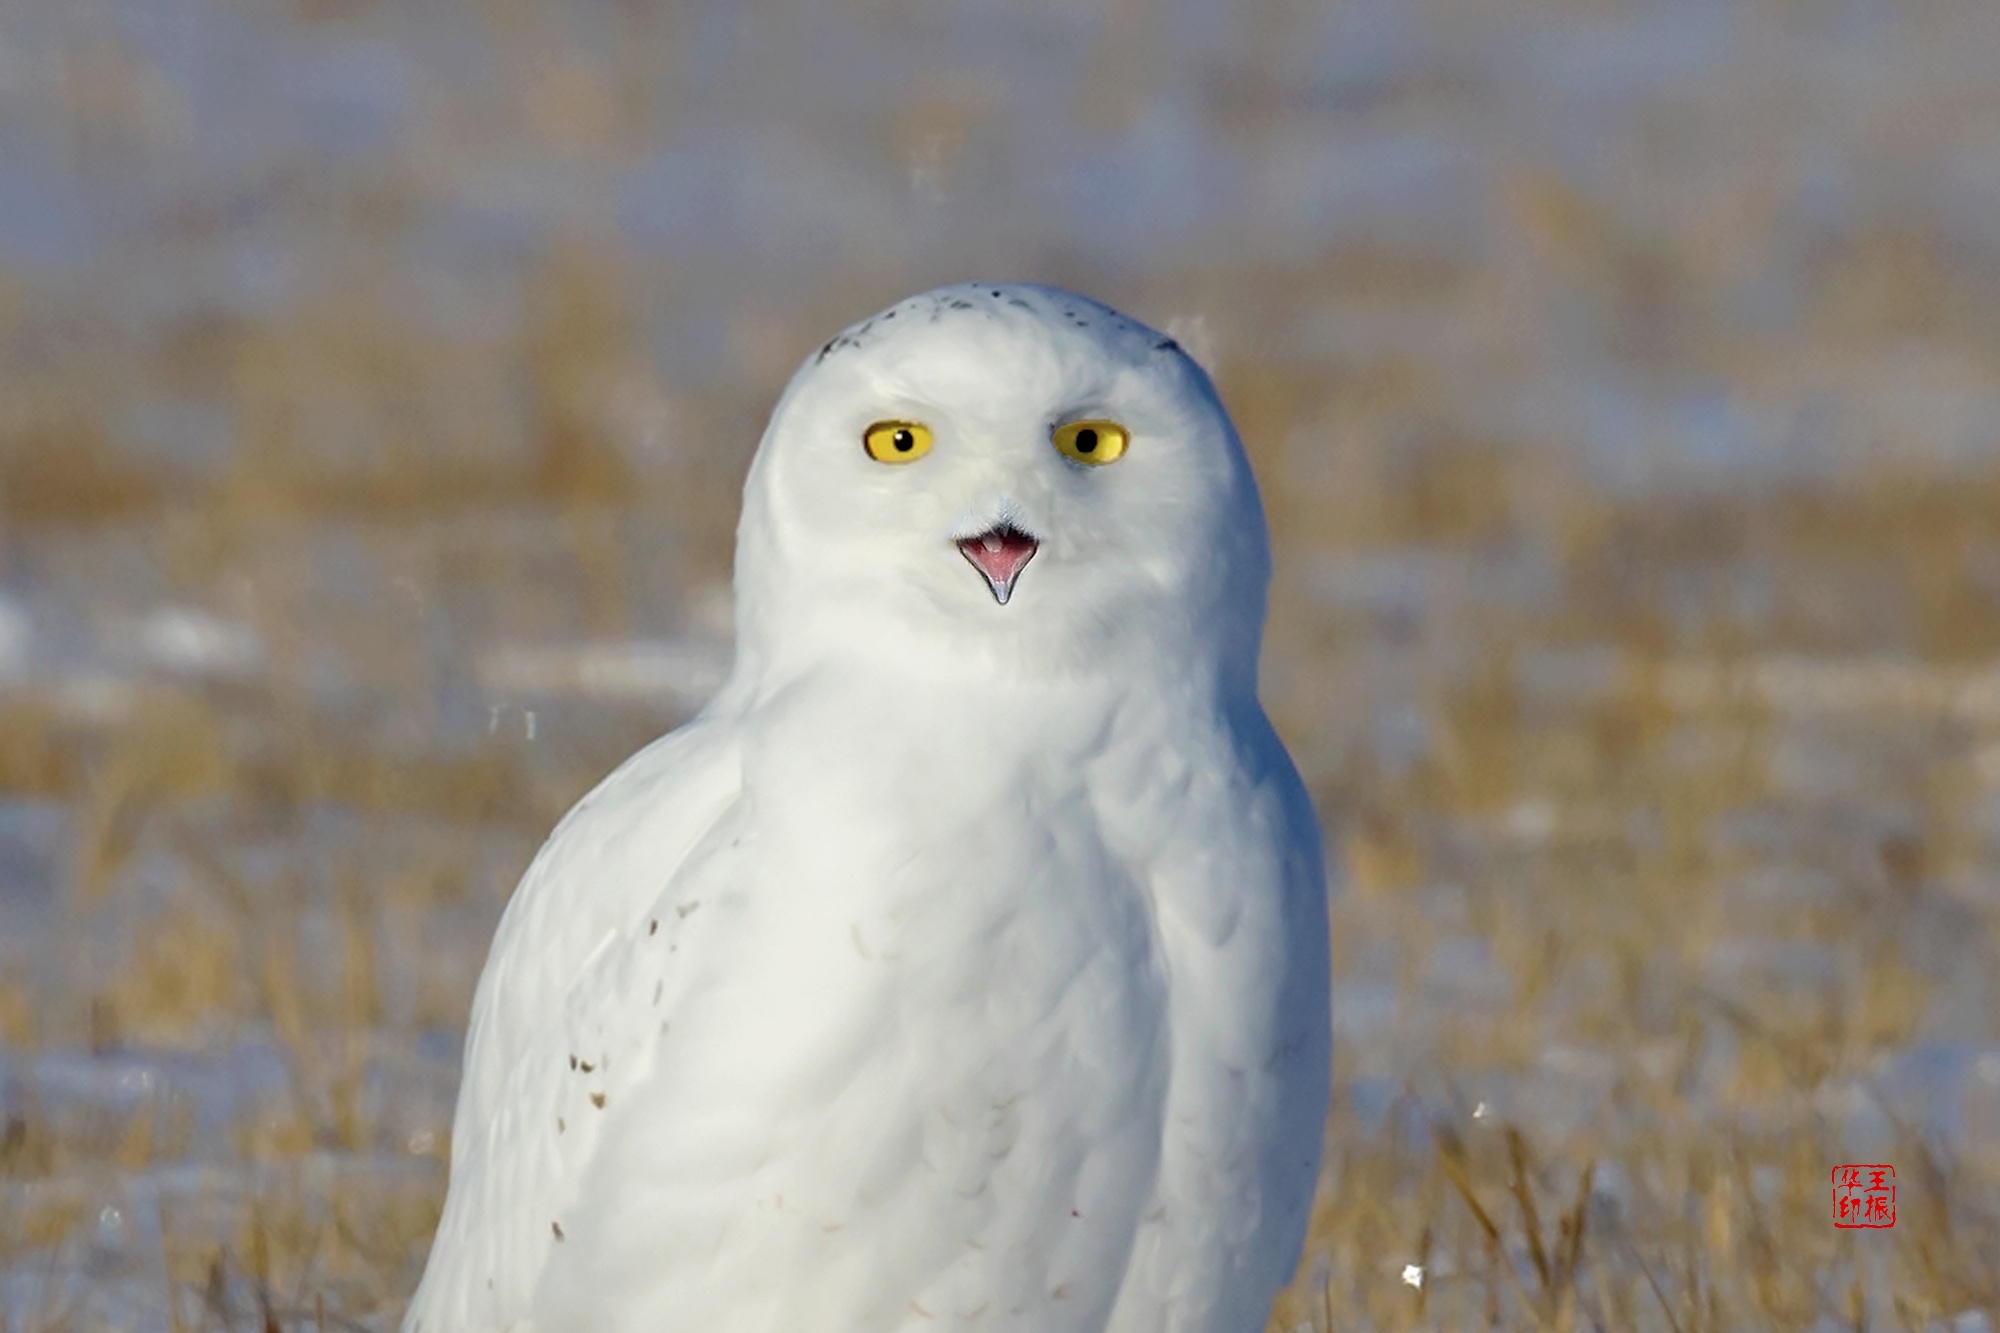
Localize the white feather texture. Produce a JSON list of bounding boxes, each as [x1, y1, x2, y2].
[[403, 283, 1331, 1333]]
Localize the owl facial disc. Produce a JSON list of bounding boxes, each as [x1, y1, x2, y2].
[[956, 524, 1039, 605]]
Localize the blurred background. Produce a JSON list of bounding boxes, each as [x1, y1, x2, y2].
[[2, 0, 1999, 1327]]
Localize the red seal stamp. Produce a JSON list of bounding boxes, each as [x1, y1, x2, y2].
[[1832, 1164, 1895, 1228]]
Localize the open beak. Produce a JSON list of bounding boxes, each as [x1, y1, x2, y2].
[[956, 524, 1039, 605]]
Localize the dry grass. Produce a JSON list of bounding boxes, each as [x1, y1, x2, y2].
[[4, 0, 2000, 1328]]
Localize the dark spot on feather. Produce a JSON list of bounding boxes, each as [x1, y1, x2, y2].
[[590, 1091, 606, 1109], [557, 1117, 565, 1133], [552, 1221, 565, 1240], [1154, 337, 1180, 353], [568, 1055, 577, 1070], [815, 334, 861, 364], [648, 919, 658, 936], [580, 1060, 594, 1073]]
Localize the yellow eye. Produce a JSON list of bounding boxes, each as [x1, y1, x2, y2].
[[1052, 419, 1129, 466], [863, 420, 933, 463]]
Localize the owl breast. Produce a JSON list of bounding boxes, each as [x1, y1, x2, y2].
[[662, 676, 1175, 1331]]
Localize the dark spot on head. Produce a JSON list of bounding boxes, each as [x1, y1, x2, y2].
[[1007, 297, 1032, 311], [990, 289, 1002, 298], [948, 298, 974, 310], [1154, 337, 1181, 353], [648, 919, 658, 936], [568, 1055, 577, 1070], [883, 310, 895, 319], [552, 1221, 565, 1241], [816, 334, 861, 364]]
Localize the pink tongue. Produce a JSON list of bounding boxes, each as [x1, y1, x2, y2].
[[958, 529, 1037, 586]]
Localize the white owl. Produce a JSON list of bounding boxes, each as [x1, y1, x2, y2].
[[403, 283, 1331, 1333]]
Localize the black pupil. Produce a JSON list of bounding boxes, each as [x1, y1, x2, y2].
[[1075, 428, 1098, 454], [892, 429, 914, 452]]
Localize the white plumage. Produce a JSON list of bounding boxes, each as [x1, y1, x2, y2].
[[404, 283, 1331, 1333]]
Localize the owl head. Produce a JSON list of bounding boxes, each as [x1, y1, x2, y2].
[[729, 283, 1273, 696]]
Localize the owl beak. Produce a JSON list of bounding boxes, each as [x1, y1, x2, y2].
[[956, 524, 1039, 605]]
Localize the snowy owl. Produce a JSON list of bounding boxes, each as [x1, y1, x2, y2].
[[404, 283, 1331, 1333]]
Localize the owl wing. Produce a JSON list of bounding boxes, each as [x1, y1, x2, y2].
[[403, 714, 743, 1333], [1103, 707, 1332, 1332]]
